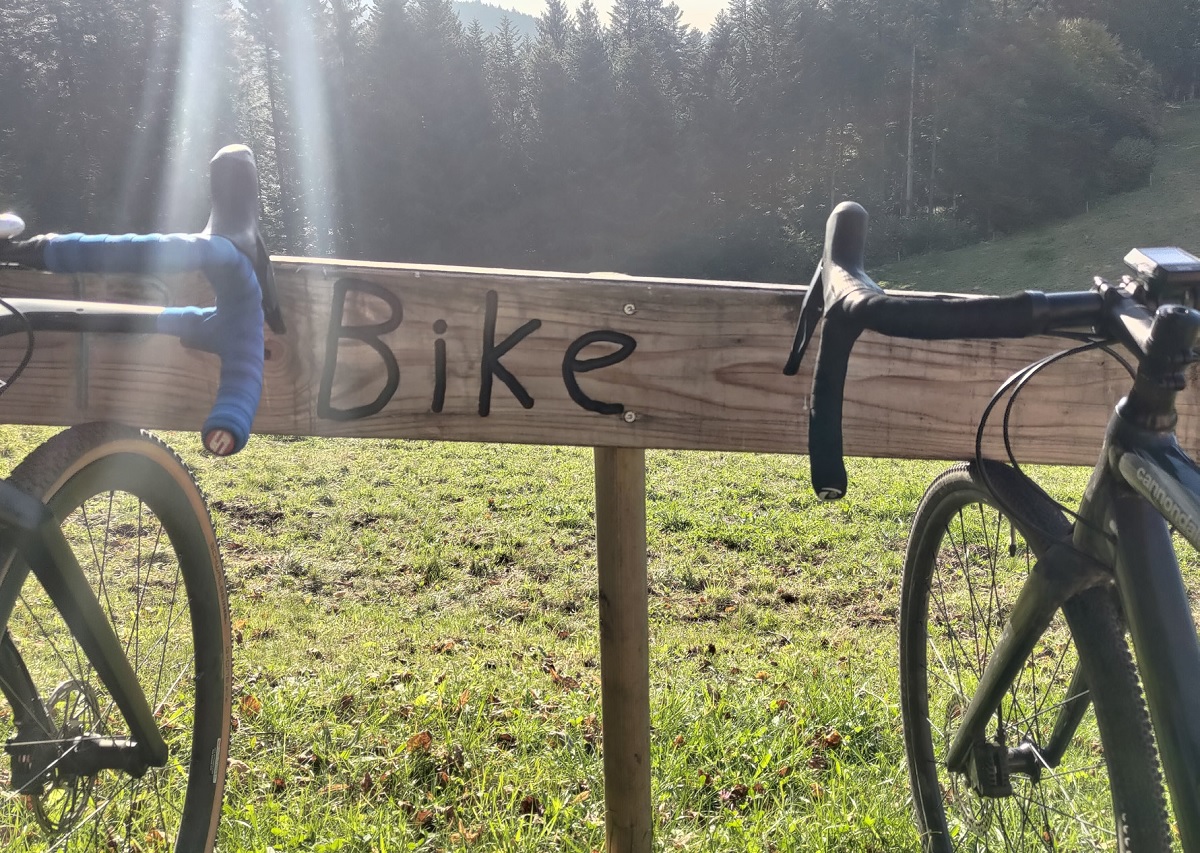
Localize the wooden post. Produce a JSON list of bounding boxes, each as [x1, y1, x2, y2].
[[594, 446, 652, 853]]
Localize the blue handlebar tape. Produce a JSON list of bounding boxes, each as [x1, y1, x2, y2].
[[45, 233, 265, 454]]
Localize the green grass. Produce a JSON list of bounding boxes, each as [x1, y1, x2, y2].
[[199, 437, 935, 851], [193, 439, 1200, 850], [877, 103, 1200, 295], [5, 424, 1186, 851]]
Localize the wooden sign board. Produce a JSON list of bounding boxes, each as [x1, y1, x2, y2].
[[0, 259, 1191, 465]]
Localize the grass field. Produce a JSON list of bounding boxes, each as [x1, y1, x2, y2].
[[192, 438, 952, 852]]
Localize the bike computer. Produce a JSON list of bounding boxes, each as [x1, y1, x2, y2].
[[1124, 246, 1200, 287]]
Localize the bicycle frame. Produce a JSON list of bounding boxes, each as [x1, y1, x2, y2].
[[1086, 416, 1200, 846], [0, 297, 165, 337], [944, 405, 1200, 848]]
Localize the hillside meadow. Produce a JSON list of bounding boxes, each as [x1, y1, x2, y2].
[[878, 103, 1200, 295]]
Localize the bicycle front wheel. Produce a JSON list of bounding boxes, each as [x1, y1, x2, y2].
[[899, 462, 1171, 852], [0, 424, 231, 852]]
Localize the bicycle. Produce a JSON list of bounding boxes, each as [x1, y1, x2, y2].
[[786, 201, 1200, 851], [0, 144, 282, 851]]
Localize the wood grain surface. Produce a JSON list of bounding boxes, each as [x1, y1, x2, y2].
[[0, 258, 1193, 465]]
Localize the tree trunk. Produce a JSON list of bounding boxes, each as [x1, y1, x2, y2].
[[261, 27, 301, 254], [904, 43, 916, 218], [928, 99, 937, 215]]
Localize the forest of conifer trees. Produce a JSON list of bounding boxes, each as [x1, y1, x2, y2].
[[0, 0, 1192, 280]]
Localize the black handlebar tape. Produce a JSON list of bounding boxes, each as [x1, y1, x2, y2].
[[824, 203, 1047, 338], [806, 289, 1042, 500], [807, 309, 862, 500], [849, 289, 1044, 340], [807, 203, 1049, 499], [1, 234, 54, 268], [806, 202, 872, 499]]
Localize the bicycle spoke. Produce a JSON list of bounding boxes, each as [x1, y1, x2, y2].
[[935, 524, 979, 688], [1004, 788, 1116, 838], [982, 503, 1003, 664], [15, 592, 85, 688], [956, 508, 987, 671], [151, 541, 185, 710], [1002, 687, 1089, 737]]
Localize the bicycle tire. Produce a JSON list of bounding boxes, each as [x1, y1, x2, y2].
[[899, 462, 1171, 852], [0, 423, 231, 852]]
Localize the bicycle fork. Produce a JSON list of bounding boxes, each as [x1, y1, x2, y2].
[[0, 478, 168, 795]]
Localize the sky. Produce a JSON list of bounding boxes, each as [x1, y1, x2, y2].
[[501, 0, 725, 31]]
